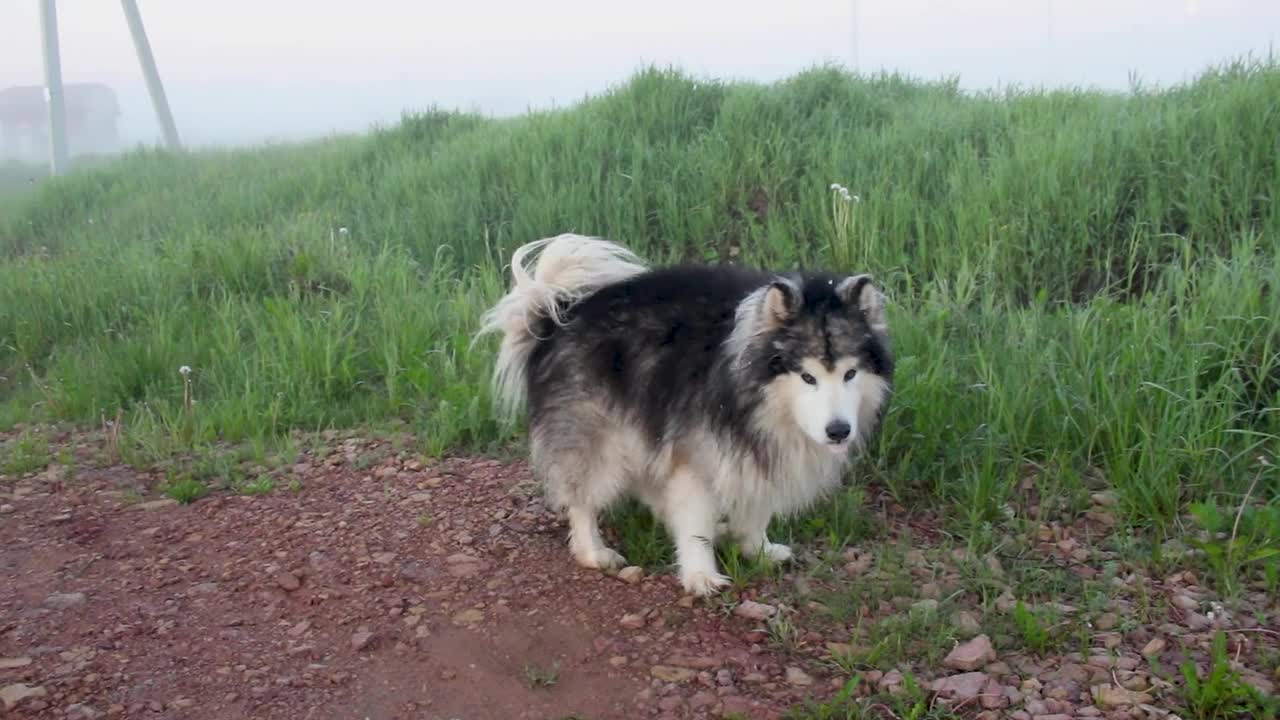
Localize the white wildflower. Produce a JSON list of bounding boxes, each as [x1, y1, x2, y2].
[[179, 366, 192, 376]]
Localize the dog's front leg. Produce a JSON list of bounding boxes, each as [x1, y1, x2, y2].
[[664, 468, 730, 596], [730, 501, 793, 564]]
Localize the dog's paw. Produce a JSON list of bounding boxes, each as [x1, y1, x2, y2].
[[762, 542, 794, 564], [681, 570, 731, 597], [575, 547, 627, 570]]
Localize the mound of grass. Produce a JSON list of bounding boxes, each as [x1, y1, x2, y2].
[[1, 60, 1278, 532]]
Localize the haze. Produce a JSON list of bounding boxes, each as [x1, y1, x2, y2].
[[1, 0, 1276, 150]]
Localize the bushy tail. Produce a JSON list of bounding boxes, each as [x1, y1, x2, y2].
[[476, 233, 646, 420]]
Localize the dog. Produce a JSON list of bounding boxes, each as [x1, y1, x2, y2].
[[477, 233, 893, 596]]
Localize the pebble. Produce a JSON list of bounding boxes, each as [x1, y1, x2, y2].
[[0, 504, 14, 514], [1, 684, 47, 711], [350, 631, 376, 651], [1093, 612, 1118, 631], [954, 610, 983, 636], [620, 613, 646, 630], [785, 667, 813, 686], [931, 671, 990, 699], [451, 609, 484, 626], [1091, 684, 1153, 708], [650, 666, 696, 683], [275, 571, 301, 592], [131, 498, 179, 511], [43, 592, 87, 610], [733, 600, 777, 622], [0, 657, 32, 670], [617, 566, 644, 584], [944, 634, 997, 671]]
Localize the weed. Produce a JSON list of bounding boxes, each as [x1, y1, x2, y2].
[[1, 430, 50, 476], [1179, 631, 1279, 720], [521, 661, 560, 690], [1008, 600, 1065, 654], [161, 475, 208, 504], [784, 673, 960, 720], [1187, 481, 1280, 596], [234, 474, 275, 496]]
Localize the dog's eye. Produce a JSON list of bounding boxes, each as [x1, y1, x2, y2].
[[844, 369, 857, 382], [800, 372, 816, 386]]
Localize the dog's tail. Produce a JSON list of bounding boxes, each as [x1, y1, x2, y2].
[[477, 233, 646, 420]]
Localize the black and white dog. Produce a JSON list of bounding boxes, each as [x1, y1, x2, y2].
[[478, 234, 892, 595]]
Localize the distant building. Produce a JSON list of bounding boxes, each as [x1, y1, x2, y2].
[[0, 82, 121, 163]]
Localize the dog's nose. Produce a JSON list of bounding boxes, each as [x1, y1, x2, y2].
[[825, 420, 851, 443]]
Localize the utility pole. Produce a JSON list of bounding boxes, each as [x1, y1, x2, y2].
[[38, 0, 69, 175], [120, 0, 181, 150]]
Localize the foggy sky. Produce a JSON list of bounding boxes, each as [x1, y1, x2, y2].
[[1, 0, 1276, 149]]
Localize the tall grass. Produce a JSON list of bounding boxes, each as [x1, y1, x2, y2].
[[2, 60, 1277, 531]]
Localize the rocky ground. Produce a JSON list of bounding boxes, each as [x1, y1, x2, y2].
[[2, 428, 1278, 720]]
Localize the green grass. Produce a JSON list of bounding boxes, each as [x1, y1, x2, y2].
[[161, 475, 209, 504], [0, 429, 51, 476], [1, 60, 1279, 542], [1180, 632, 1280, 720]]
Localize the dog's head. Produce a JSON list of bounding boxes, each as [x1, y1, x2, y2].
[[734, 272, 893, 456]]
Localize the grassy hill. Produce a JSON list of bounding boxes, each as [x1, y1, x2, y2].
[[2, 61, 1278, 536]]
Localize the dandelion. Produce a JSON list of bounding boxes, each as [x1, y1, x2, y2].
[[179, 366, 193, 414], [338, 227, 350, 236]]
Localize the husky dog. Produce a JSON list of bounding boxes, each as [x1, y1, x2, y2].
[[477, 234, 892, 596]]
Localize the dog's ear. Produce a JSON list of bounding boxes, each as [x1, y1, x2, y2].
[[836, 274, 887, 332], [762, 279, 800, 329]]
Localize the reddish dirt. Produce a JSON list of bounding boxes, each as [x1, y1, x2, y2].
[[0, 434, 834, 720]]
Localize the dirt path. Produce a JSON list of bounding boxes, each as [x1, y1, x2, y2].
[[3, 430, 1278, 720], [1, 434, 825, 720]]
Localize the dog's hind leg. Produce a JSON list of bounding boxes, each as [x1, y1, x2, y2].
[[729, 501, 793, 564], [567, 505, 627, 570], [663, 467, 730, 596], [532, 421, 629, 571]]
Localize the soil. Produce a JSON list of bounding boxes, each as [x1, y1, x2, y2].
[[1, 432, 828, 720], [2, 429, 1278, 720]]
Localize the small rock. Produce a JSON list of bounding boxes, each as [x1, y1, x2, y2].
[[65, 703, 102, 719], [350, 631, 376, 651], [785, 667, 813, 686], [658, 695, 685, 712], [913, 599, 939, 613], [617, 566, 644, 584], [1, 683, 47, 711], [620, 613, 646, 630], [131, 498, 178, 512], [1094, 612, 1118, 631], [1090, 491, 1118, 507], [931, 671, 989, 699], [944, 634, 997, 671], [0, 504, 14, 514], [650, 665, 696, 683], [954, 610, 983, 636], [275, 571, 301, 592], [1171, 593, 1198, 611], [1091, 684, 1153, 708], [733, 600, 777, 622], [371, 551, 398, 564], [451, 609, 484, 626], [43, 592, 87, 610], [608, 656, 628, 668], [878, 670, 904, 688], [288, 620, 311, 637], [689, 691, 716, 709], [0, 657, 32, 670]]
